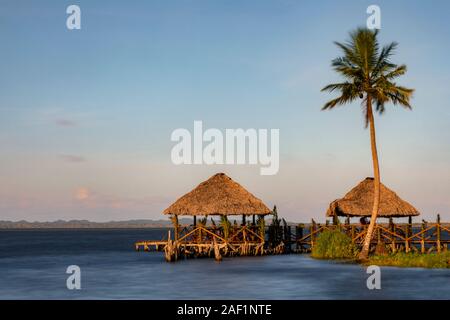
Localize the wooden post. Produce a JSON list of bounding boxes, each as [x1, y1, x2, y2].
[[193, 216, 197, 227], [213, 238, 222, 261], [390, 218, 396, 253], [174, 214, 179, 241], [375, 225, 386, 255], [377, 226, 381, 244], [252, 214, 256, 225], [296, 224, 304, 252], [334, 214, 340, 226], [296, 224, 304, 239], [405, 216, 412, 253], [408, 216, 413, 235], [242, 215, 246, 226], [165, 230, 173, 262], [421, 220, 426, 254], [351, 225, 355, 244], [286, 226, 292, 253], [436, 214, 441, 253], [310, 219, 316, 250]]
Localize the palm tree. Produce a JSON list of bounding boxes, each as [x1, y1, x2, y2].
[[321, 28, 414, 260]]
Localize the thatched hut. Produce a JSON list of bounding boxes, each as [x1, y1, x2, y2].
[[326, 177, 419, 219], [161, 173, 271, 258], [164, 172, 271, 219]]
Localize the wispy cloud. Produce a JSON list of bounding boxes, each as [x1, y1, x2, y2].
[[72, 187, 170, 210], [54, 118, 77, 127], [75, 187, 90, 200], [59, 154, 86, 163]]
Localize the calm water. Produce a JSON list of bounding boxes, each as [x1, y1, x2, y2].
[[0, 229, 448, 300]]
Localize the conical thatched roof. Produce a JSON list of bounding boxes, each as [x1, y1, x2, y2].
[[326, 177, 419, 218], [163, 173, 271, 216]]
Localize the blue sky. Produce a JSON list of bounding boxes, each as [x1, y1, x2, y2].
[[1, 0, 449, 221]]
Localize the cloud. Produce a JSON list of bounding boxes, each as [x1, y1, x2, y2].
[[75, 187, 90, 200], [60, 154, 86, 163], [55, 118, 77, 127], [70, 186, 171, 212]]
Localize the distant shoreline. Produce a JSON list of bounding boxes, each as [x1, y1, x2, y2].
[[0, 218, 296, 229], [0, 219, 182, 229], [0, 219, 440, 230]]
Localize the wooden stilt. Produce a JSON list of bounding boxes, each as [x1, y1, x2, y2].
[[310, 219, 316, 250], [286, 226, 291, 253], [405, 216, 412, 253], [421, 220, 426, 254], [351, 225, 355, 244], [390, 218, 396, 253], [174, 214, 179, 241], [436, 214, 441, 253], [332, 214, 338, 226], [164, 230, 173, 262], [213, 238, 222, 261], [377, 226, 381, 243]]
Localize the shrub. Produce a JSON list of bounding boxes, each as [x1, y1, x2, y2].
[[311, 229, 357, 259], [368, 251, 450, 268]]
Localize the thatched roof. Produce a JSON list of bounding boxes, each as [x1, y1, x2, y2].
[[163, 173, 271, 216], [326, 177, 419, 218]]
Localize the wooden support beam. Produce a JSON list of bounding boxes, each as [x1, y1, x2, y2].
[[310, 219, 316, 249], [174, 214, 179, 241], [405, 216, 412, 253], [421, 220, 426, 254], [436, 214, 441, 253], [351, 225, 356, 244], [390, 219, 396, 253]]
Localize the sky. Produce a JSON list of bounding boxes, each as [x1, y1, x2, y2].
[[0, 0, 449, 222]]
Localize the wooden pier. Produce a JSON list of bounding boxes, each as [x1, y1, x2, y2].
[[139, 173, 273, 262], [137, 173, 448, 262], [296, 215, 449, 254], [136, 224, 266, 261], [135, 215, 449, 261]]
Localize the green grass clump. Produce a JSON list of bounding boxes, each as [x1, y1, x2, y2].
[[368, 251, 450, 268], [311, 229, 357, 259]]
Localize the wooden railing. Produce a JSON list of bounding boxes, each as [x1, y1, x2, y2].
[[295, 217, 449, 254], [135, 215, 449, 261], [136, 224, 266, 261]]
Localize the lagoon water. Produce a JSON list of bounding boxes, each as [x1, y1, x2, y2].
[[0, 229, 449, 300]]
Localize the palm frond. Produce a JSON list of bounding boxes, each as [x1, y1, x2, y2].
[[321, 27, 414, 123], [371, 42, 398, 78], [322, 82, 360, 110], [383, 65, 407, 80]]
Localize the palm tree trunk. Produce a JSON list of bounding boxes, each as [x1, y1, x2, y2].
[[359, 96, 381, 260]]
